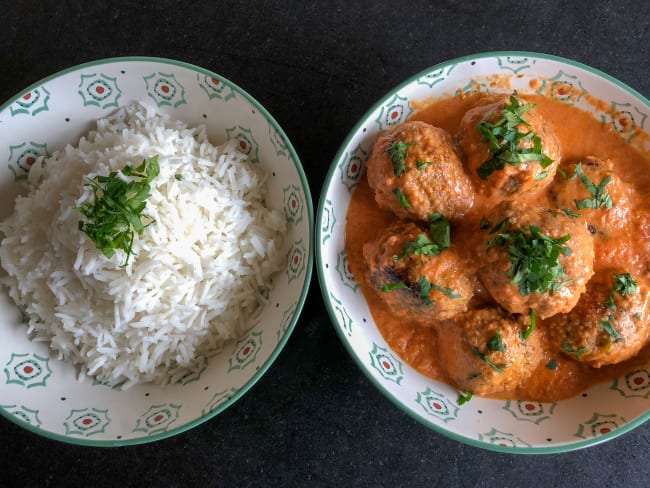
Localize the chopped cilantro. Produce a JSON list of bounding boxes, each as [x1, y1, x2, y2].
[[458, 390, 473, 405], [386, 141, 413, 177], [487, 331, 505, 352], [77, 155, 160, 266], [476, 94, 553, 179], [573, 163, 613, 210], [488, 224, 572, 296], [471, 346, 505, 374], [600, 318, 622, 343], [613, 272, 637, 297], [393, 187, 411, 208]]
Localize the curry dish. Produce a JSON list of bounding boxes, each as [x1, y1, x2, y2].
[[345, 91, 650, 402]]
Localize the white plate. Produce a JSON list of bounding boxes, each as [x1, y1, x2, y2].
[[0, 57, 313, 445]]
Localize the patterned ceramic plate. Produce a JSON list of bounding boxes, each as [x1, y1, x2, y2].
[[317, 51, 650, 453], [0, 57, 313, 445]]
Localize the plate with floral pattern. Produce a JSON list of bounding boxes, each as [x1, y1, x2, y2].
[[0, 57, 313, 445], [317, 51, 650, 453]]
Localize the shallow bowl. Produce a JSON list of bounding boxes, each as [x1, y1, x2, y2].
[[317, 51, 650, 453], [0, 57, 313, 445]]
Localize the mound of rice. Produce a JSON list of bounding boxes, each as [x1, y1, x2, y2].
[[0, 103, 287, 387]]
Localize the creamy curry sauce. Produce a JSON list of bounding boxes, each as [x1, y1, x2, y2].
[[345, 92, 650, 402]]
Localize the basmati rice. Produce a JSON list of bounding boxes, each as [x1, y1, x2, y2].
[[0, 103, 287, 388]]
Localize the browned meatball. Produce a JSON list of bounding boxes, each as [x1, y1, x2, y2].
[[550, 156, 633, 233], [366, 121, 474, 222], [547, 270, 650, 367], [363, 220, 476, 323], [477, 202, 595, 319], [436, 307, 544, 396], [457, 94, 561, 203]]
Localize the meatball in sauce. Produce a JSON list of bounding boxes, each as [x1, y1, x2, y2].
[[363, 220, 476, 323], [477, 201, 595, 319], [457, 94, 561, 208], [366, 121, 474, 222]]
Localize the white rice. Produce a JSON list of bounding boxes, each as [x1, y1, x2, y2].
[[0, 103, 287, 388]]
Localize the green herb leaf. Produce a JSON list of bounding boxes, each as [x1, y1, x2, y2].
[[561, 342, 587, 358], [487, 331, 505, 352], [174, 173, 183, 181], [573, 163, 613, 210], [386, 141, 413, 177], [476, 94, 553, 179], [393, 187, 411, 208], [418, 276, 434, 308], [479, 217, 490, 230], [430, 283, 462, 298], [399, 214, 450, 260], [520, 309, 536, 340], [605, 294, 616, 310], [546, 359, 558, 370], [600, 319, 622, 343], [458, 390, 473, 406], [428, 213, 451, 249], [562, 208, 581, 218], [381, 281, 409, 292], [488, 224, 572, 296], [77, 156, 160, 265], [471, 346, 505, 374], [613, 272, 638, 297], [416, 159, 432, 170]]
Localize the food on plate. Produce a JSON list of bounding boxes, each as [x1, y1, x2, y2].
[[366, 120, 474, 222], [547, 270, 650, 367], [0, 103, 287, 388], [477, 201, 594, 319], [345, 89, 650, 401], [362, 219, 476, 323], [457, 94, 560, 203]]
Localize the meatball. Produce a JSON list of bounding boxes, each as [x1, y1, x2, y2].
[[457, 94, 561, 202], [547, 270, 650, 367], [366, 121, 474, 222], [436, 307, 544, 396], [477, 202, 595, 319], [550, 156, 633, 233], [363, 220, 476, 323]]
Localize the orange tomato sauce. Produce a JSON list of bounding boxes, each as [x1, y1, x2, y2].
[[345, 92, 650, 401]]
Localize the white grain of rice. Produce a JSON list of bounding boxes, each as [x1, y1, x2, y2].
[[0, 102, 287, 388]]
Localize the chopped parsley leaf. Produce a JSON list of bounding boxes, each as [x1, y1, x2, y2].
[[520, 309, 536, 340], [393, 187, 411, 208], [471, 346, 505, 374], [600, 319, 622, 343], [476, 94, 553, 179], [77, 155, 160, 266], [573, 162, 613, 210], [386, 141, 413, 177], [487, 331, 505, 352], [458, 390, 473, 405], [488, 224, 572, 297], [561, 342, 587, 358], [416, 159, 432, 170], [613, 272, 638, 297], [546, 359, 558, 370]]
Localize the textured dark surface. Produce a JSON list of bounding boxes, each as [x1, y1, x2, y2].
[[1, 0, 650, 486]]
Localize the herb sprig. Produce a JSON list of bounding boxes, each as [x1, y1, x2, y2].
[[488, 224, 572, 297], [77, 156, 160, 265], [573, 163, 613, 210], [476, 95, 553, 179], [386, 141, 413, 177]]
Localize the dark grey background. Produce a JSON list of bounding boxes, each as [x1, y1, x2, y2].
[[1, 1, 650, 486]]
